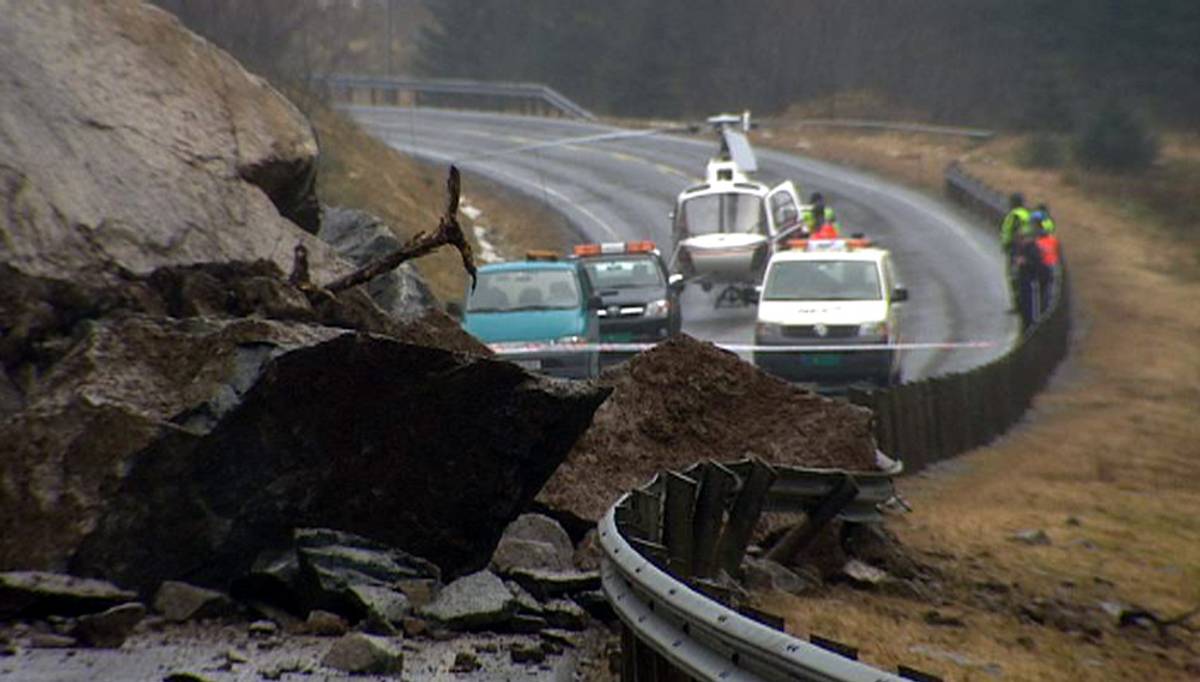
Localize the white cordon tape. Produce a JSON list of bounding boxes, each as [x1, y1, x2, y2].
[[488, 340, 997, 355]]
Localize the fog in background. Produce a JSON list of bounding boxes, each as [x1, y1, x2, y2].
[[156, 0, 1198, 130]]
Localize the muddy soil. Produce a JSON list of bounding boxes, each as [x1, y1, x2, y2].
[[539, 336, 878, 521]]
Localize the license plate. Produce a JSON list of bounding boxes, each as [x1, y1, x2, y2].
[[514, 359, 542, 370], [805, 354, 840, 367]]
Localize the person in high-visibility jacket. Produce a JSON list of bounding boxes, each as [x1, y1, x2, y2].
[[803, 192, 838, 233], [1033, 219, 1061, 312], [1037, 203, 1057, 233], [812, 222, 840, 239], [999, 193, 1030, 252]]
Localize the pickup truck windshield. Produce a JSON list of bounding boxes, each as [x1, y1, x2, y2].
[[468, 269, 582, 312], [681, 192, 765, 235], [583, 257, 664, 290], [763, 260, 882, 301]]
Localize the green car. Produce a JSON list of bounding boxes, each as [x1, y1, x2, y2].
[[462, 256, 602, 378]]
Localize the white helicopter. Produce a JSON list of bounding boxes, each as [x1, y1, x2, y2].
[[669, 113, 807, 306]]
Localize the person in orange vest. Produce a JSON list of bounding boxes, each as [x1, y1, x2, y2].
[[1032, 213, 1061, 312], [812, 221, 840, 239]]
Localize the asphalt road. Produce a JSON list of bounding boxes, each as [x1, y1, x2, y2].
[[345, 106, 1017, 381]]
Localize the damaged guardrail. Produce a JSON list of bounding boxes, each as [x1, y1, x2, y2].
[[600, 459, 943, 681]]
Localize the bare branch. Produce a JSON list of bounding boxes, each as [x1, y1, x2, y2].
[[323, 165, 477, 294]]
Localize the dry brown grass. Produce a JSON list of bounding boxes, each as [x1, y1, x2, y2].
[[749, 123, 1200, 680], [295, 94, 568, 304]]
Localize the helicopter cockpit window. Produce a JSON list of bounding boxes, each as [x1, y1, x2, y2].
[[681, 192, 766, 236]]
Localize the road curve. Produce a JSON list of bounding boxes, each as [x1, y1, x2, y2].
[[345, 106, 1017, 380]]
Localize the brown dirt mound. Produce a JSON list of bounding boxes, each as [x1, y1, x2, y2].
[[538, 336, 878, 520]]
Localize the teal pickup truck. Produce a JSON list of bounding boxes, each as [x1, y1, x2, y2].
[[462, 255, 602, 378]]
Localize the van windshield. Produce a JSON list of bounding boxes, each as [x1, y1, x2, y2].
[[468, 269, 582, 312], [582, 256, 664, 290], [763, 260, 882, 301], [680, 192, 766, 235]]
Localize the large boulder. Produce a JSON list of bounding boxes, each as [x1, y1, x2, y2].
[[0, 297, 607, 592], [0, 0, 333, 290], [319, 207, 437, 321]]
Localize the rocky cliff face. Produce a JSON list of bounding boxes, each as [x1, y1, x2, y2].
[[0, 0, 329, 287]]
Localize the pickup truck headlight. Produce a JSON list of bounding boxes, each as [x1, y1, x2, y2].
[[858, 321, 889, 338], [755, 322, 782, 339], [556, 335, 587, 345], [644, 299, 670, 319]]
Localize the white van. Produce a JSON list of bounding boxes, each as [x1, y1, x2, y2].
[[752, 239, 907, 387]]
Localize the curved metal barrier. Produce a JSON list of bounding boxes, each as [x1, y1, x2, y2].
[[599, 459, 946, 681]]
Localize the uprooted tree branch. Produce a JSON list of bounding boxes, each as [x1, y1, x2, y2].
[[292, 165, 477, 297]]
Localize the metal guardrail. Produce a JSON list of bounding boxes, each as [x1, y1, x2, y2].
[[785, 119, 994, 140], [847, 163, 1071, 474], [600, 459, 933, 681], [313, 73, 595, 120]]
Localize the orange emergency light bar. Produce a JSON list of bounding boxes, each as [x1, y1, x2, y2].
[[572, 240, 658, 257], [783, 238, 873, 251]]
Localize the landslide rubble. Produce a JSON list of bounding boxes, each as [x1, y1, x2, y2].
[[538, 336, 879, 521]]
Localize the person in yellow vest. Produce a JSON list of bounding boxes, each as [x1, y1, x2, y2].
[[802, 192, 838, 233], [999, 193, 1031, 252], [1037, 203, 1057, 234]]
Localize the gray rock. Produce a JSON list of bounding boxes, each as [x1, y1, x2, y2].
[[450, 650, 481, 673], [506, 568, 601, 601], [506, 614, 549, 633], [393, 578, 439, 609], [493, 515, 574, 573], [348, 584, 412, 625], [0, 2, 335, 288], [842, 559, 890, 586], [304, 610, 349, 637], [319, 207, 436, 321], [248, 620, 278, 637], [540, 628, 584, 649], [322, 633, 404, 676], [153, 581, 236, 623], [0, 572, 137, 619], [510, 641, 547, 664], [8, 316, 607, 594], [73, 602, 146, 648], [418, 570, 517, 631], [27, 632, 77, 649], [572, 528, 603, 571], [542, 599, 589, 631], [741, 557, 820, 595], [1011, 529, 1052, 546], [504, 580, 544, 615]]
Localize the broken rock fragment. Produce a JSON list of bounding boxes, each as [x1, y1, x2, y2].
[[418, 570, 516, 631], [322, 633, 404, 676]]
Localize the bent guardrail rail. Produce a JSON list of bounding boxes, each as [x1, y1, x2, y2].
[[600, 459, 947, 681], [313, 73, 596, 120]]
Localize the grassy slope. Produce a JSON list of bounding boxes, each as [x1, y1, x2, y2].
[[750, 123, 1200, 680], [296, 95, 569, 304]]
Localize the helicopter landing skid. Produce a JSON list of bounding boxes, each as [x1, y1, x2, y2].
[[714, 284, 757, 308]]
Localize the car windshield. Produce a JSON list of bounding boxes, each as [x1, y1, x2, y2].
[[467, 269, 582, 312], [763, 260, 882, 301], [582, 256, 664, 290], [680, 192, 766, 235]]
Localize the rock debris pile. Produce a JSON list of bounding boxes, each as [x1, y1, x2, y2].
[[539, 336, 880, 520]]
